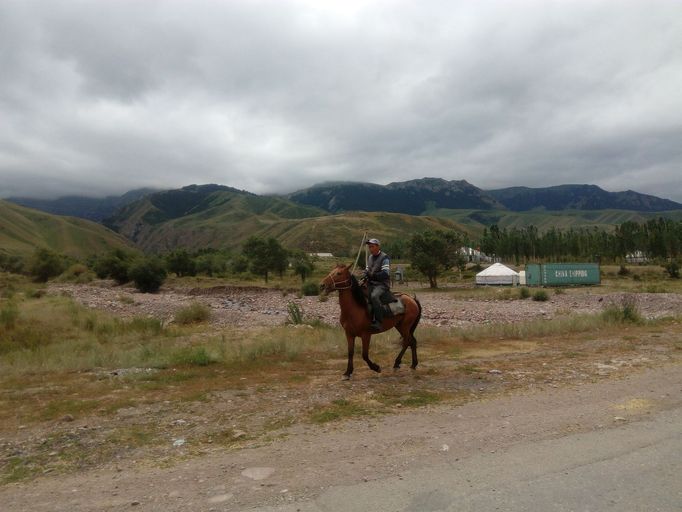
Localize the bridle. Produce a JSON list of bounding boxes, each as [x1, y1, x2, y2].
[[324, 268, 353, 290]]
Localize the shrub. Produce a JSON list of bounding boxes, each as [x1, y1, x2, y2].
[[0, 254, 24, 274], [174, 302, 211, 325], [29, 248, 65, 282], [0, 301, 19, 329], [602, 295, 642, 324], [665, 260, 680, 279], [172, 346, 215, 366], [128, 257, 167, 293], [91, 250, 135, 284], [286, 302, 304, 324], [617, 265, 630, 276], [519, 287, 530, 299], [59, 264, 95, 283], [301, 281, 319, 296], [532, 290, 549, 302], [165, 250, 197, 277]]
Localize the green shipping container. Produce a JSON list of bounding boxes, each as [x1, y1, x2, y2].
[[524, 263, 600, 286]]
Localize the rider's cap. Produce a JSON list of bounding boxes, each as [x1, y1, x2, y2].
[[366, 238, 380, 245]]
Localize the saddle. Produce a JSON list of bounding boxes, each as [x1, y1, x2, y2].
[[364, 286, 405, 317]]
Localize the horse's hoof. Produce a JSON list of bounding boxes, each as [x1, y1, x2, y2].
[[342, 374, 351, 380], [374, 366, 382, 373], [393, 365, 400, 371]]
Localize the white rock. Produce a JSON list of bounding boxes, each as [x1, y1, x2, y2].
[[241, 467, 275, 480]]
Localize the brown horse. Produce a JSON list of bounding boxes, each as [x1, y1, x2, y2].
[[320, 263, 422, 379]]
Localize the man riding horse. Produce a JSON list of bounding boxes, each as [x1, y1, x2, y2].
[[362, 238, 391, 331]]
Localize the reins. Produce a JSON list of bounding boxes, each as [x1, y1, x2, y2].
[[328, 272, 353, 290]]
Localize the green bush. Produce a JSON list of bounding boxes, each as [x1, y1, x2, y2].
[[532, 290, 549, 302], [29, 248, 65, 283], [172, 346, 215, 366], [174, 302, 211, 325], [665, 260, 680, 279], [602, 295, 642, 324], [0, 254, 24, 274], [301, 281, 319, 296], [58, 264, 94, 283], [519, 287, 531, 299], [91, 250, 135, 284], [128, 257, 167, 293], [286, 302, 304, 324], [0, 301, 19, 329]]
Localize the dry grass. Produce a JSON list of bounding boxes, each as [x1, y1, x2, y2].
[[1, 271, 682, 484]]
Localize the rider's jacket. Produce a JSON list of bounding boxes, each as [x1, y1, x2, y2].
[[366, 251, 391, 287]]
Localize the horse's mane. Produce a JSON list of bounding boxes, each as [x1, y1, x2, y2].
[[349, 275, 368, 309]]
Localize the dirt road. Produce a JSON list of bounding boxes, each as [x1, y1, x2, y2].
[[1, 364, 680, 511]]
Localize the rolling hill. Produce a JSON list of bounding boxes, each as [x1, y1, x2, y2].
[[429, 208, 682, 234], [105, 184, 472, 254], [0, 200, 136, 259]]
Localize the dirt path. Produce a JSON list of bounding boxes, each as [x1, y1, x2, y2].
[[1, 282, 680, 510], [1, 364, 680, 511]]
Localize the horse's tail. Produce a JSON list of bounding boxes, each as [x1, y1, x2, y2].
[[410, 295, 422, 337]]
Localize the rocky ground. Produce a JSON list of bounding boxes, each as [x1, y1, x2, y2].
[[48, 281, 682, 329], [1, 280, 681, 510]]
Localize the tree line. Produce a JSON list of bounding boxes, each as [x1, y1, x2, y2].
[[479, 218, 682, 264], [2, 218, 681, 291]]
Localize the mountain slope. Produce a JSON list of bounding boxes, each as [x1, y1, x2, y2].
[[7, 188, 158, 222], [105, 184, 472, 254], [486, 184, 682, 212], [288, 178, 504, 214], [0, 200, 135, 259], [430, 208, 682, 234]]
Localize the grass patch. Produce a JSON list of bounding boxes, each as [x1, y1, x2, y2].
[[532, 290, 549, 301], [601, 295, 643, 324], [309, 399, 371, 424], [174, 302, 211, 325], [378, 389, 442, 408]]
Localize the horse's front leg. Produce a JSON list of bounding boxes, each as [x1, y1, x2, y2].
[[361, 333, 381, 373], [344, 333, 355, 379]]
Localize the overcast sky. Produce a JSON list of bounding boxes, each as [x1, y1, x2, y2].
[[1, 0, 681, 201]]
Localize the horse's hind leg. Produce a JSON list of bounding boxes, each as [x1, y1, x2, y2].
[[393, 335, 410, 369], [410, 335, 418, 370], [361, 334, 381, 373]]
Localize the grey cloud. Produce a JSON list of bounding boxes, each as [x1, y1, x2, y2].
[[0, 0, 681, 202]]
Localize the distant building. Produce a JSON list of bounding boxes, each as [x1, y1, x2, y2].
[[309, 252, 334, 258], [460, 246, 493, 263], [625, 251, 648, 264]]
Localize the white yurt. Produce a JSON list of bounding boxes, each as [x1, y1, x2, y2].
[[475, 263, 519, 286]]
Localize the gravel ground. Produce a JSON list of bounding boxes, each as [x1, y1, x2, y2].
[[48, 281, 682, 329]]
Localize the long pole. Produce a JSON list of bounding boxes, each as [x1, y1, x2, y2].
[[351, 231, 368, 274]]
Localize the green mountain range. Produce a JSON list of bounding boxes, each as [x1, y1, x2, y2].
[[0, 200, 134, 259], [289, 178, 682, 214], [8, 188, 158, 222], [4, 178, 682, 259], [103, 184, 469, 255]]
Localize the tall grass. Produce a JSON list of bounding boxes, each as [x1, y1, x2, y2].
[[174, 302, 211, 325], [0, 294, 348, 376], [601, 295, 643, 324]]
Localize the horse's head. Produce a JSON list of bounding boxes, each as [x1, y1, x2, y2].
[[320, 263, 353, 294]]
